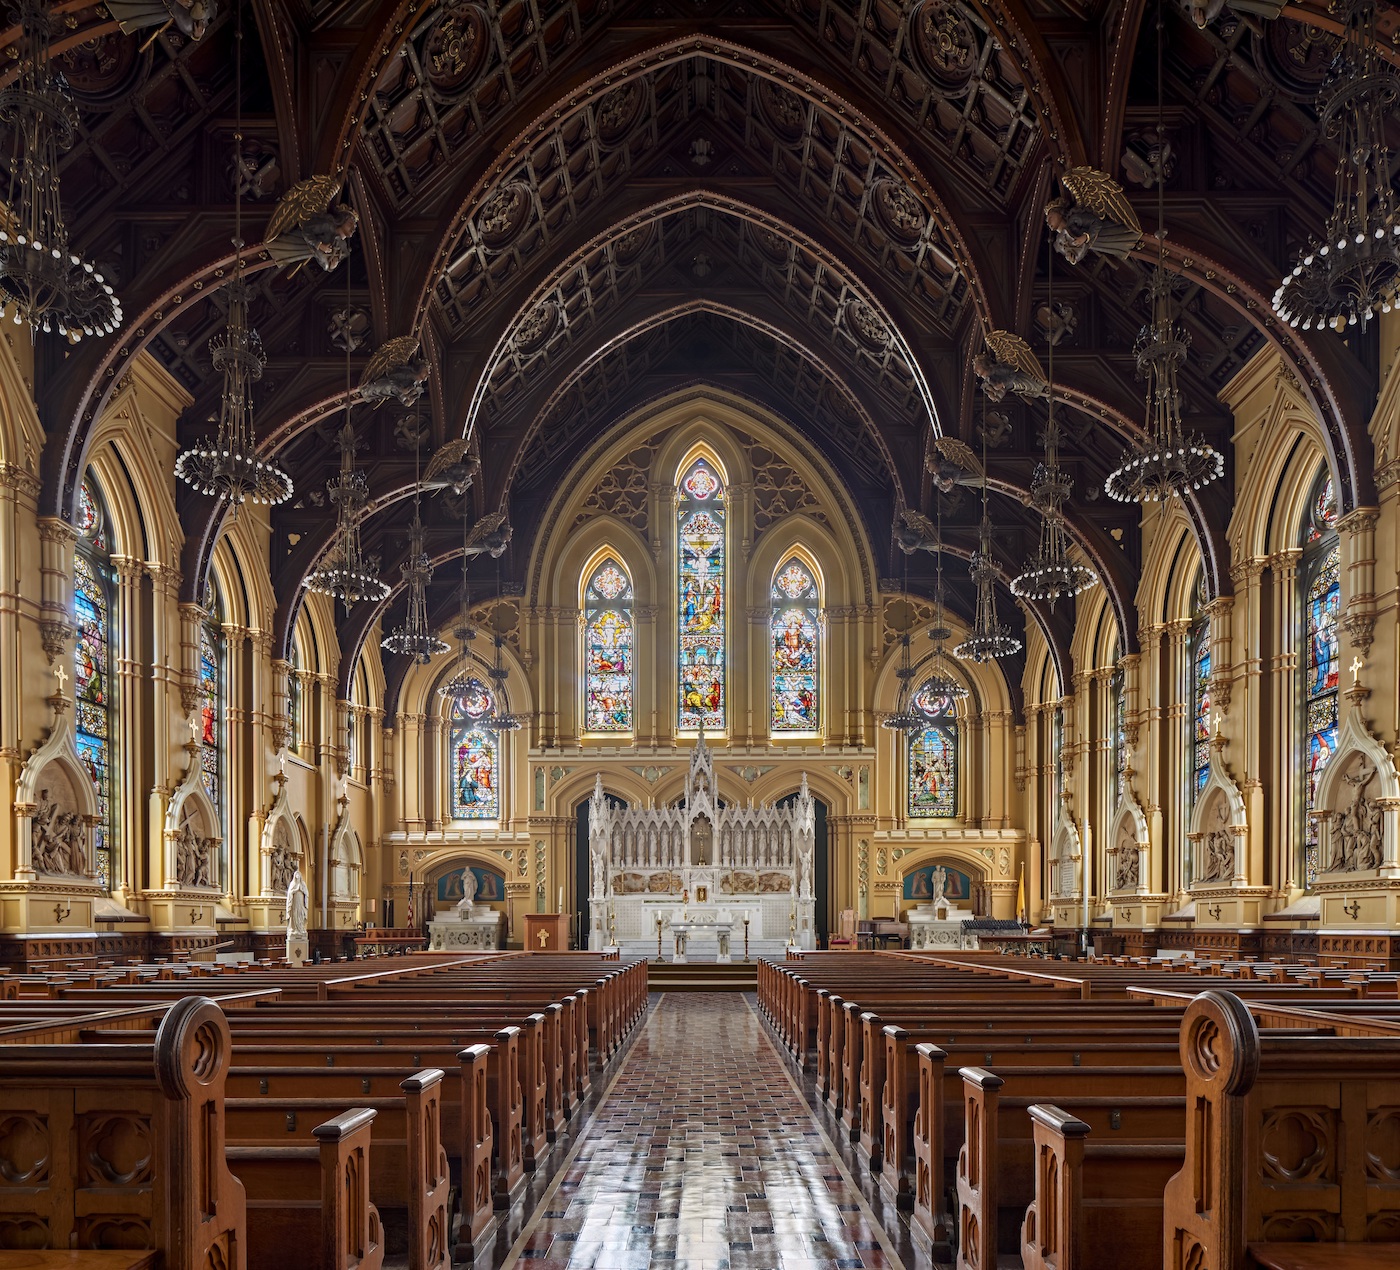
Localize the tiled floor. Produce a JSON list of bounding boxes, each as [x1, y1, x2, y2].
[[502, 993, 903, 1270]]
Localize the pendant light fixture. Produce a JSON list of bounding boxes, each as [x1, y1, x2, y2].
[[954, 412, 1022, 663], [174, 2, 292, 507], [381, 407, 450, 662], [438, 517, 481, 701], [923, 501, 971, 702], [1011, 242, 1097, 607], [479, 566, 521, 733], [882, 555, 932, 735], [1104, 0, 1223, 503]]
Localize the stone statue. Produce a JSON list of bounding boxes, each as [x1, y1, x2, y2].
[[455, 867, 479, 919], [31, 788, 86, 876], [1328, 763, 1384, 873], [176, 820, 215, 888], [1114, 831, 1140, 891], [269, 831, 297, 895], [931, 865, 948, 905], [1198, 801, 1234, 884], [284, 866, 310, 938]]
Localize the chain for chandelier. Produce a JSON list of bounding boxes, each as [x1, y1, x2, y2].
[[923, 501, 970, 701], [881, 554, 929, 735], [1011, 242, 1097, 607], [437, 516, 480, 700], [1104, 0, 1223, 504], [0, 0, 122, 338], [174, 3, 292, 507], [954, 405, 1022, 663], [1272, 0, 1400, 333], [380, 405, 449, 662], [479, 564, 521, 733], [302, 256, 388, 607]]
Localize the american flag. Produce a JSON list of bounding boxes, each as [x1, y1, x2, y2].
[[406, 878, 414, 929]]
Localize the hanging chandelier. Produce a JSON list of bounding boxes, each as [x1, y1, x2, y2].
[[1012, 247, 1097, 606], [438, 516, 480, 700], [302, 421, 389, 607], [1104, 5, 1222, 504], [380, 514, 450, 662], [882, 554, 934, 734], [480, 629, 522, 733], [174, 6, 291, 506], [0, 0, 121, 338], [954, 516, 1022, 663], [1272, 0, 1400, 333], [924, 505, 970, 701]]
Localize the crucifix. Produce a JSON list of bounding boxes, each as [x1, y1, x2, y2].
[[1350, 655, 1363, 685], [53, 664, 68, 693]]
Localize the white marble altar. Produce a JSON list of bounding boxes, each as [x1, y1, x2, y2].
[[587, 734, 815, 958], [428, 911, 504, 950], [907, 899, 977, 951]]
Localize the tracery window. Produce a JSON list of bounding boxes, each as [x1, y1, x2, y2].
[[583, 558, 634, 733], [677, 457, 726, 731], [770, 557, 820, 733], [1190, 573, 1211, 801], [74, 478, 114, 890], [449, 679, 499, 820], [1301, 468, 1340, 887], [199, 584, 225, 836], [908, 686, 957, 818]]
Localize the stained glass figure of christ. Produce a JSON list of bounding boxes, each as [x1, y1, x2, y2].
[[678, 460, 725, 730], [771, 559, 819, 731], [451, 680, 499, 819], [584, 560, 634, 732], [908, 688, 957, 817]]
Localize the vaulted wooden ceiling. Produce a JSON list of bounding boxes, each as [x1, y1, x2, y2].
[[22, 0, 1392, 704]]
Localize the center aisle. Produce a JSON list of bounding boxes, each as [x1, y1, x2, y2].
[[502, 992, 904, 1269]]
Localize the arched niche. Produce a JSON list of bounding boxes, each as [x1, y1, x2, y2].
[[163, 748, 223, 893], [15, 717, 100, 883], [1050, 815, 1082, 901], [1108, 794, 1150, 896], [428, 856, 509, 914], [1312, 712, 1400, 879], [899, 857, 984, 914], [1187, 744, 1248, 890], [259, 778, 303, 899]]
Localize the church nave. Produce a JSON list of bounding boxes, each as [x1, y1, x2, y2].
[[503, 994, 903, 1270]]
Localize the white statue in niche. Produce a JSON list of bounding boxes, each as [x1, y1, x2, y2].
[[930, 865, 948, 905], [284, 865, 309, 938], [455, 867, 479, 919]]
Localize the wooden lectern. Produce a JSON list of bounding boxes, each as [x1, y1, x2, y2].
[[523, 912, 569, 952]]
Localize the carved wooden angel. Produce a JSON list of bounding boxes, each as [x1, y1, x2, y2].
[[107, 0, 216, 43], [973, 331, 1048, 402], [357, 336, 429, 407], [895, 506, 938, 555], [422, 438, 480, 496], [264, 176, 358, 273], [925, 435, 984, 492], [461, 511, 512, 559], [1180, 0, 1284, 28], [1045, 168, 1143, 265]]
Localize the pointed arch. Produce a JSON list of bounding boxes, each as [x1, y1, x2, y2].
[[1300, 464, 1341, 889], [581, 550, 635, 735], [74, 474, 115, 890], [198, 580, 225, 832], [1189, 570, 1211, 804], [447, 679, 500, 821], [770, 549, 822, 735], [677, 447, 727, 732]]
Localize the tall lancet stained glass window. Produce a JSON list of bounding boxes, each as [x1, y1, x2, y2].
[[1190, 574, 1211, 800], [74, 478, 113, 889], [199, 587, 224, 824], [450, 679, 499, 820], [908, 687, 957, 817], [1302, 469, 1340, 887], [771, 559, 819, 731], [677, 458, 726, 730], [584, 559, 634, 732], [287, 637, 302, 754]]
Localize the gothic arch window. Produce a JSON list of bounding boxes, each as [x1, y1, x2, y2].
[[770, 556, 820, 733], [74, 477, 115, 890], [1301, 467, 1340, 888], [287, 635, 302, 755], [583, 557, 634, 733], [199, 583, 224, 831], [449, 679, 499, 820], [1111, 666, 1127, 809], [677, 455, 726, 731], [908, 686, 958, 818], [1189, 573, 1211, 802]]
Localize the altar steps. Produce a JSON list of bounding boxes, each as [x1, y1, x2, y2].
[[647, 960, 758, 993]]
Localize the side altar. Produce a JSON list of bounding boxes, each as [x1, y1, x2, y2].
[[587, 735, 816, 958]]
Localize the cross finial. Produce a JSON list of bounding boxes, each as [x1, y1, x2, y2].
[[1350, 655, 1363, 684], [53, 663, 68, 692]]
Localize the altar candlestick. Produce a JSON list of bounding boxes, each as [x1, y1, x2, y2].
[[558, 886, 564, 913]]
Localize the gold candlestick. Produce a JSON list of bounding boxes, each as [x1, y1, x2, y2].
[[655, 913, 664, 962], [743, 914, 750, 963]]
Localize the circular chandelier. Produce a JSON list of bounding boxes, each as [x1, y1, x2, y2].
[[923, 507, 970, 701], [1011, 461, 1098, 605], [953, 520, 1022, 663], [480, 639, 522, 732], [380, 514, 450, 663], [882, 633, 928, 735], [302, 428, 390, 607], [0, 0, 122, 340], [1272, 0, 1400, 334], [437, 625, 480, 700]]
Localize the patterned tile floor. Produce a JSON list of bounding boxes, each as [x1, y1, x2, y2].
[[500, 993, 904, 1270]]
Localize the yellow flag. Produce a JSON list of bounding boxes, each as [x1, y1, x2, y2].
[[1016, 862, 1026, 924]]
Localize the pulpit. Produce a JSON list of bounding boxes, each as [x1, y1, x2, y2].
[[524, 912, 569, 952]]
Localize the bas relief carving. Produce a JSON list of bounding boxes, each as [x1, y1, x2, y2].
[[269, 820, 298, 894], [31, 783, 88, 877], [1197, 797, 1235, 885], [175, 811, 217, 889], [1327, 760, 1384, 873], [1113, 828, 1140, 891]]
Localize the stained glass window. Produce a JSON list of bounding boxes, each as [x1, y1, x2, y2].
[[287, 637, 301, 754], [908, 688, 957, 817], [583, 559, 634, 732], [450, 679, 499, 819], [1112, 667, 1127, 808], [199, 592, 223, 826], [74, 479, 112, 889], [771, 558, 819, 732], [1302, 468, 1340, 887], [678, 458, 725, 730], [1190, 575, 1211, 800]]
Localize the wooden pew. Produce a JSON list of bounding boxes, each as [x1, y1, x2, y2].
[[0, 995, 246, 1269], [226, 1106, 384, 1270]]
